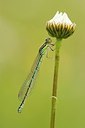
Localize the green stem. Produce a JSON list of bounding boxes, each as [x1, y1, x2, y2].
[[50, 39, 62, 128]]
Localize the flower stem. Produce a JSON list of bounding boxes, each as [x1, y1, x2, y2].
[[50, 39, 62, 128]]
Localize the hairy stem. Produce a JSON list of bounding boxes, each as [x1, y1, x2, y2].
[[50, 39, 61, 128]]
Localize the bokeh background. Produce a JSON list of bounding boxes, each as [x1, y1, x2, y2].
[[0, 0, 85, 128]]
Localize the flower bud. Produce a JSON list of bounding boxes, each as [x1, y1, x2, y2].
[[46, 11, 76, 39]]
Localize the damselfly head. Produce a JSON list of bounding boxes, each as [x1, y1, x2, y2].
[[45, 38, 52, 44], [45, 38, 55, 51]]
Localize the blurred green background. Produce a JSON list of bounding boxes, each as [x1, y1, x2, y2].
[[0, 0, 85, 128]]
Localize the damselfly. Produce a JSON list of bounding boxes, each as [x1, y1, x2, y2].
[[18, 38, 54, 113]]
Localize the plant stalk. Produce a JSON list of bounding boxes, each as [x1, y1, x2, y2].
[[50, 39, 61, 128]]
